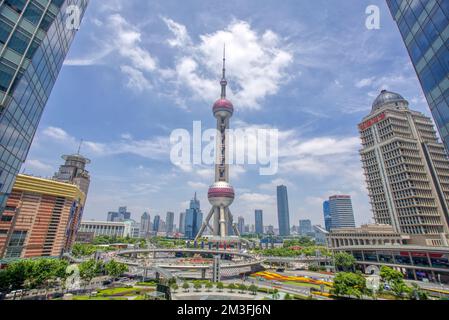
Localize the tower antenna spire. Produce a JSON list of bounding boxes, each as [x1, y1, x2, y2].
[[220, 44, 227, 99], [77, 139, 83, 155]]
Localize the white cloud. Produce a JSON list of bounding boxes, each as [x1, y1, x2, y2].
[[43, 127, 71, 141], [40, 126, 170, 161], [23, 159, 53, 174], [187, 181, 208, 189], [120, 65, 152, 92], [161, 16, 191, 48], [355, 77, 375, 88], [171, 20, 294, 109]]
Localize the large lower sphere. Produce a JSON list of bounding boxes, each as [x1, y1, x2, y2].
[[208, 182, 235, 207]]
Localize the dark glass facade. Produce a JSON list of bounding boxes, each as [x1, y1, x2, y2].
[[0, 0, 89, 213], [255, 209, 263, 234], [323, 200, 331, 231], [387, 0, 449, 149], [277, 185, 290, 236]]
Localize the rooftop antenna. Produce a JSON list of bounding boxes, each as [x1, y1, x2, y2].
[[77, 139, 83, 155]]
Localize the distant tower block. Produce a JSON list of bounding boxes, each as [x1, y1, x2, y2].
[[195, 46, 240, 242]]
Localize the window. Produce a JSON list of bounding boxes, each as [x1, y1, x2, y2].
[[23, 2, 44, 26], [4, 0, 27, 14], [8, 29, 30, 55], [0, 18, 13, 44], [0, 62, 15, 92], [1, 215, 13, 222]]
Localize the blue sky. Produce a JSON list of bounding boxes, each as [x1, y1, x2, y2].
[[24, 0, 430, 228]]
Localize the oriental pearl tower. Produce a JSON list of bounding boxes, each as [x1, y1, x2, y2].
[[195, 47, 240, 242]]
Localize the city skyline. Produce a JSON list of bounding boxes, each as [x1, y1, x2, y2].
[[21, 0, 433, 227]]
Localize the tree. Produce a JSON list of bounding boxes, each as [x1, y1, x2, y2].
[[391, 281, 411, 299], [380, 266, 410, 298], [249, 284, 258, 295], [182, 282, 190, 292], [285, 293, 292, 300], [216, 282, 224, 292], [205, 282, 213, 292], [5, 260, 33, 290], [238, 284, 247, 293], [171, 283, 179, 293], [228, 283, 236, 293], [104, 260, 128, 279], [409, 283, 428, 300], [334, 252, 356, 272], [194, 282, 202, 292], [79, 260, 102, 287], [272, 288, 280, 300], [331, 272, 368, 299], [380, 266, 404, 285]]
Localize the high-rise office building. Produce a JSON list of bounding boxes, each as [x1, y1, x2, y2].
[[255, 209, 264, 234], [277, 185, 290, 236], [107, 206, 131, 222], [153, 215, 160, 232], [299, 219, 313, 236], [53, 152, 91, 196], [328, 195, 356, 230], [166, 211, 174, 235], [237, 216, 245, 235], [323, 200, 332, 231], [140, 212, 151, 238], [0, 0, 89, 214], [386, 1, 449, 151], [178, 212, 185, 234], [185, 193, 202, 239], [359, 90, 449, 246], [0, 174, 85, 258]]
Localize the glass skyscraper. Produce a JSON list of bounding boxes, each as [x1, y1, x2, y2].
[[387, 1, 449, 149], [277, 185, 290, 236], [323, 200, 332, 231], [255, 209, 263, 235], [329, 195, 356, 230], [0, 0, 89, 213], [185, 193, 203, 239]]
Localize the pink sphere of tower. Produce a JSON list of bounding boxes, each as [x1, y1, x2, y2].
[[213, 98, 234, 118], [208, 181, 235, 207]]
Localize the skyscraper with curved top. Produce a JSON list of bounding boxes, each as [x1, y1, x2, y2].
[[359, 89, 449, 246], [0, 0, 89, 214]]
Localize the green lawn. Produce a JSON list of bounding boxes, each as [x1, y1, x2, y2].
[[283, 281, 330, 290], [135, 282, 158, 287], [72, 296, 128, 301]]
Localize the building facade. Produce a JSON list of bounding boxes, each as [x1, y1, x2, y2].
[[152, 215, 160, 232], [359, 90, 449, 246], [79, 220, 126, 238], [237, 216, 244, 235], [0, 0, 89, 214], [386, 0, 449, 151], [327, 224, 408, 249], [299, 219, 313, 236], [178, 211, 185, 234], [165, 211, 174, 235], [255, 209, 264, 235], [53, 153, 91, 196], [328, 195, 356, 230], [323, 200, 332, 231], [0, 174, 85, 259], [185, 193, 202, 239], [140, 212, 151, 238], [107, 206, 131, 222], [277, 185, 290, 236]]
